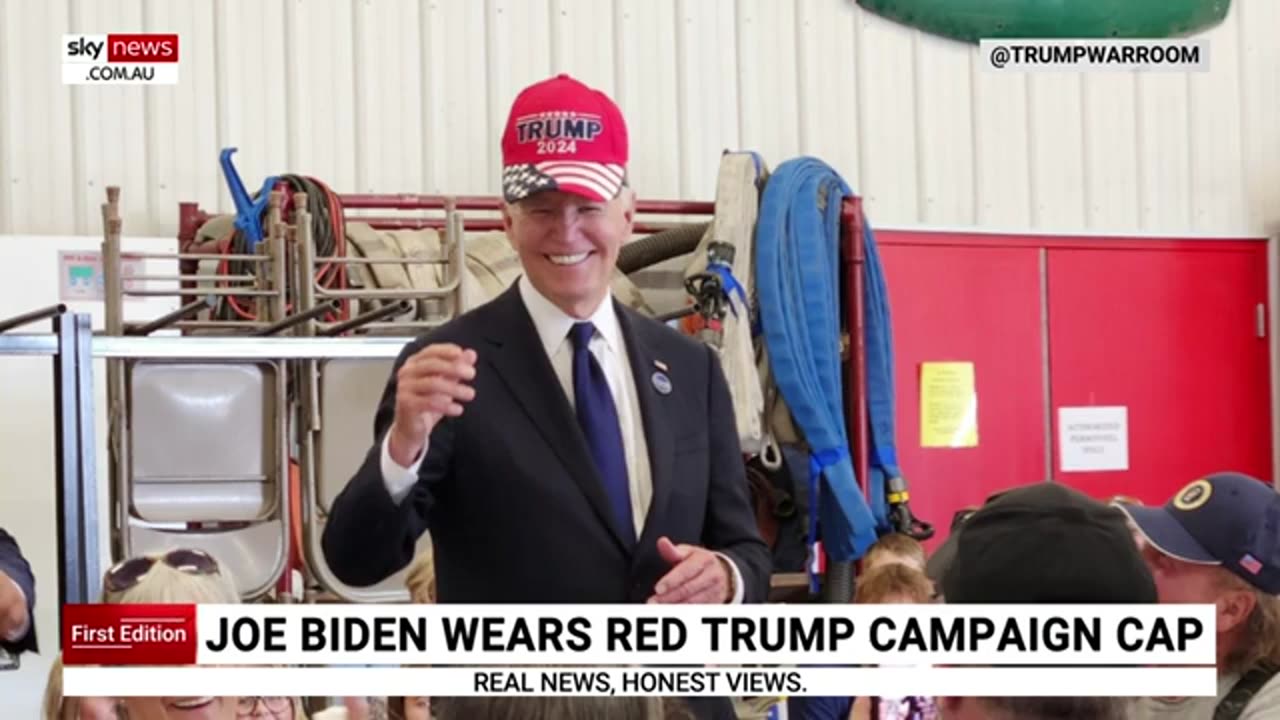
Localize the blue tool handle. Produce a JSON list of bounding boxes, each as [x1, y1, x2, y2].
[[219, 147, 277, 248]]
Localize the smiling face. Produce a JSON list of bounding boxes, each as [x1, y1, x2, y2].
[[119, 697, 236, 720], [502, 189, 635, 319]]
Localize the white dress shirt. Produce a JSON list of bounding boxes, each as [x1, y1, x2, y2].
[[381, 276, 743, 602]]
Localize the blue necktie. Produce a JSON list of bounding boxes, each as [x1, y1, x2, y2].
[[569, 322, 635, 542]]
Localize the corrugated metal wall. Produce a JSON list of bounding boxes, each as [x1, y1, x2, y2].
[[1, 0, 1278, 238]]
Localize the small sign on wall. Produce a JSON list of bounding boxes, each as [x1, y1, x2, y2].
[[920, 361, 978, 448], [1059, 406, 1129, 472], [58, 250, 142, 301]]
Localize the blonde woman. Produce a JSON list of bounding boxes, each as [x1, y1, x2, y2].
[[101, 548, 242, 720]]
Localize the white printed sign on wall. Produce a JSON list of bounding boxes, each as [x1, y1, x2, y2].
[[1059, 406, 1129, 472]]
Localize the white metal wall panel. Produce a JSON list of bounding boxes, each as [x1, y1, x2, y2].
[[486, 0, 554, 195], [971, 71, 1031, 228], [0, 0, 75, 235], [615, 0, 680, 196], [1083, 75, 1140, 229], [214, 0, 290, 216], [673, 0, 738, 200], [1136, 74, 1193, 231], [1028, 75, 1086, 228], [854, 10, 918, 221], [914, 36, 975, 225], [428, 0, 490, 195], [1, 0, 1277, 237], [794, 0, 859, 184], [1189, 12, 1248, 232], [283, 0, 358, 191], [353, 0, 426, 194], [551, 0, 616, 97], [737, 0, 800, 180], [147, 0, 221, 231], [70, 0, 149, 235], [1239, 0, 1280, 234]]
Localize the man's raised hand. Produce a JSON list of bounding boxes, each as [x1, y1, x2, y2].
[[388, 344, 477, 466]]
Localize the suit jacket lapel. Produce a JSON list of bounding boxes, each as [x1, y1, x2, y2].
[[615, 304, 676, 551], [482, 286, 634, 553]]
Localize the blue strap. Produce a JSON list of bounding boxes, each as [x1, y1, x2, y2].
[[807, 447, 848, 594], [707, 261, 748, 317], [861, 220, 902, 533], [756, 157, 883, 565]]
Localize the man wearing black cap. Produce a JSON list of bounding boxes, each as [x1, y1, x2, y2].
[[1117, 472, 1280, 720], [939, 482, 1157, 719]]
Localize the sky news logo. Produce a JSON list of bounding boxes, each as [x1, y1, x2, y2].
[[62, 33, 179, 85], [981, 39, 1209, 73]]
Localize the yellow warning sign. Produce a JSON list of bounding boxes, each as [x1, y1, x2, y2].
[[920, 361, 978, 448]]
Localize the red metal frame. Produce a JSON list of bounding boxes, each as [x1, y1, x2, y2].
[[842, 197, 871, 502], [178, 195, 716, 249]]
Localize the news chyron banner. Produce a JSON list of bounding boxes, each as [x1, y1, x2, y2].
[[62, 604, 1217, 698]]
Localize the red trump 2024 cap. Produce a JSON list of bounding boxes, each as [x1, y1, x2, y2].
[[500, 74, 628, 204]]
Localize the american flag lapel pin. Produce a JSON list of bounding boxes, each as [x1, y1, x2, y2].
[[651, 360, 672, 395]]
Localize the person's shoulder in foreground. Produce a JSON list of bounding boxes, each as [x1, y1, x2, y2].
[[1116, 472, 1280, 720]]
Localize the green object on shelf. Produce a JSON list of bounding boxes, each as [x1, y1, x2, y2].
[[856, 0, 1231, 43]]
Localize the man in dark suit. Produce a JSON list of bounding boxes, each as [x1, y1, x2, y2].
[[0, 528, 36, 655], [322, 73, 769, 611]]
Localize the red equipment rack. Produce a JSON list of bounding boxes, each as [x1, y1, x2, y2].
[[174, 192, 874, 599]]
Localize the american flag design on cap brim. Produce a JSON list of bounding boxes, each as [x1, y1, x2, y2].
[[502, 161, 626, 204]]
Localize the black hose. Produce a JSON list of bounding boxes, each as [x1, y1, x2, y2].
[[616, 222, 709, 274]]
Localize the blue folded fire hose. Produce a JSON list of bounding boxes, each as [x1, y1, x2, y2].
[[756, 157, 903, 595]]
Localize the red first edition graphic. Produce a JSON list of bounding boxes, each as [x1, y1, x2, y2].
[[62, 604, 197, 666]]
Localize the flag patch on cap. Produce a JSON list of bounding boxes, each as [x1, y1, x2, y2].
[[1240, 554, 1263, 575]]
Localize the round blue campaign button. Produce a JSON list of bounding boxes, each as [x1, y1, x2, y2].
[[651, 371, 672, 395]]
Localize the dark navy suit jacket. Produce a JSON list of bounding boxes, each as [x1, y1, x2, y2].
[[322, 284, 770, 605], [0, 528, 36, 654]]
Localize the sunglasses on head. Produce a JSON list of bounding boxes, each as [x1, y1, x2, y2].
[[103, 548, 221, 594]]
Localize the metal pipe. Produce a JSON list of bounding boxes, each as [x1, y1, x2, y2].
[[313, 284, 456, 300], [347, 217, 696, 234], [252, 300, 341, 337], [124, 288, 278, 298], [320, 300, 414, 336], [315, 256, 448, 265], [0, 334, 413, 359], [0, 304, 67, 334], [103, 191, 124, 337], [129, 274, 257, 283], [127, 252, 268, 262], [338, 194, 716, 215], [826, 195, 869, 605], [125, 296, 216, 336]]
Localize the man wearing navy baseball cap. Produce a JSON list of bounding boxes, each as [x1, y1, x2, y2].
[[1117, 472, 1280, 720]]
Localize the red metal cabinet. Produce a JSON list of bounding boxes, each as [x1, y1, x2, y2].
[[873, 233, 1271, 549], [1046, 242, 1272, 503], [878, 240, 1048, 551]]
